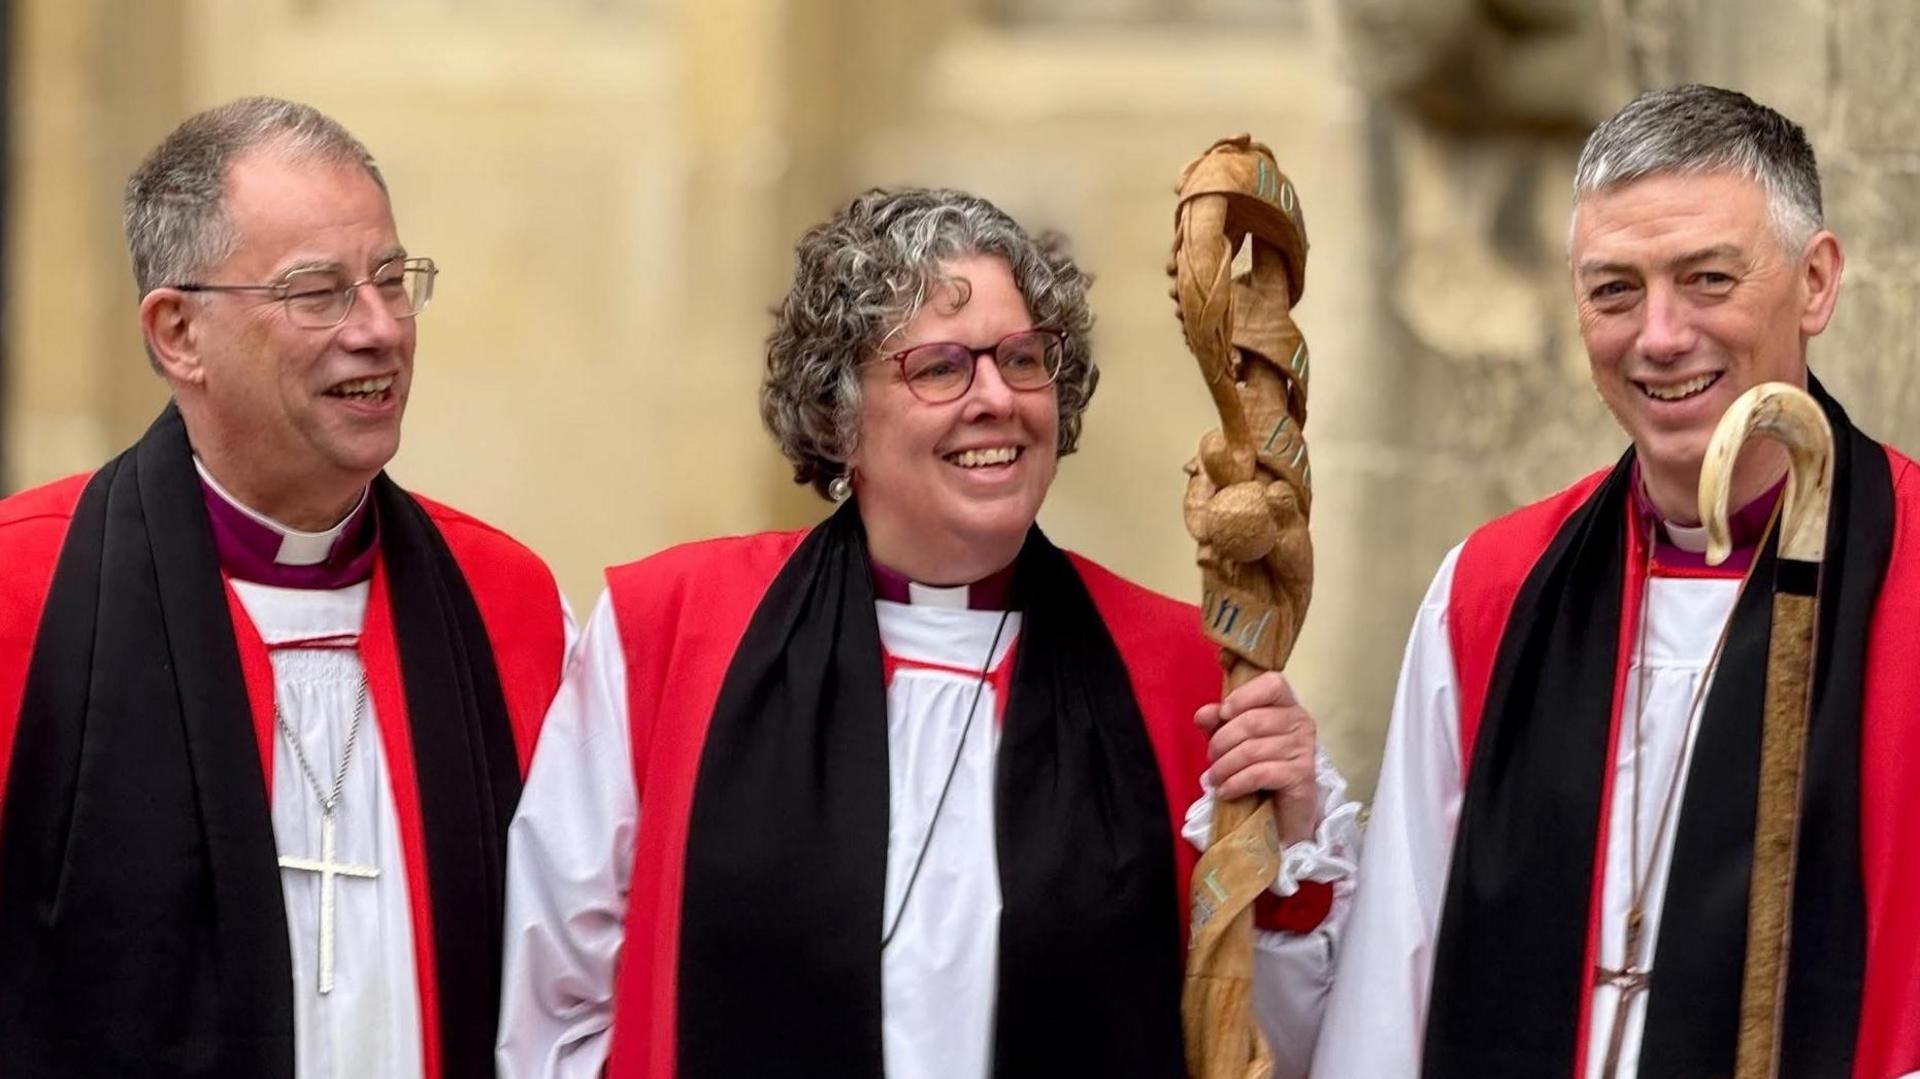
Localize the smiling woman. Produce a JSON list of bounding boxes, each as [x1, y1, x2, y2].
[[496, 186, 1360, 1079], [849, 287, 1064, 580], [760, 189, 1096, 502]]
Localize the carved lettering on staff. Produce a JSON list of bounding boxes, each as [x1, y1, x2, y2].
[[1203, 589, 1241, 636], [1201, 587, 1281, 667]]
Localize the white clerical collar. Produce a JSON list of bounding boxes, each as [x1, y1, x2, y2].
[[1663, 519, 1711, 553], [905, 581, 970, 609], [193, 457, 367, 567]]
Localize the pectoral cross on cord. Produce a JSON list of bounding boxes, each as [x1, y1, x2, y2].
[[1595, 906, 1653, 1078], [1591, 517, 1753, 1078]]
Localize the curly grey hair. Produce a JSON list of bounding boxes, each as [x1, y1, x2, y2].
[[760, 187, 1097, 499], [1574, 84, 1823, 253], [124, 96, 386, 298]]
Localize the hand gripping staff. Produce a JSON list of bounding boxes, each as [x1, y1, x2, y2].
[[1698, 382, 1835, 1079], [1169, 134, 1313, 1079]]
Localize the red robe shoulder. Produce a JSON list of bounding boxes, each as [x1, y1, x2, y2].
[[409, 494, 569, 763], [599, 529, 839, 1079], [1446, 465, 1612, 761], [1857, 446, 1920, 1077], [0, 474, 94, 792]]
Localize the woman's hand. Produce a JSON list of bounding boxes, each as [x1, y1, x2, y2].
[[1195, 671, 1319, 846]]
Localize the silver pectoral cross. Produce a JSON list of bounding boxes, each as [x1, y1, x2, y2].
[[278, 808, 379, 995]]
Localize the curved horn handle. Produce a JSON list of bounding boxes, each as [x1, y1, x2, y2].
[[1699, 382, 1834, 567]]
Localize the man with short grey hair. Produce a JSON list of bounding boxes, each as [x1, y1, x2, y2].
[[0, 96, 571, 1078], [1314, 84, 1920, 1078]]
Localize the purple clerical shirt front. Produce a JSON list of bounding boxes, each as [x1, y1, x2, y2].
[[195, 458, 378, 588]]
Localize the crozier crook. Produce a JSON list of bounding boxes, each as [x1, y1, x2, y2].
[[1697, 381, 1834, 1079], [1170, 134, 1313, 1079]]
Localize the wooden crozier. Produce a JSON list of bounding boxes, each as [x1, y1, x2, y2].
[[1698, 381, 1834, 1079], [1170, 134, 1313, 1079]]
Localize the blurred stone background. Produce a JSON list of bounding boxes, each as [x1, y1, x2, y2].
[[7, 0, 1916, 796]]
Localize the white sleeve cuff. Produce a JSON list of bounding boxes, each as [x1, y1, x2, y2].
[[1181, 745, 1362, 898]]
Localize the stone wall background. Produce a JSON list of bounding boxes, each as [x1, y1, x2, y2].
[[7, 0, 1916, 796]]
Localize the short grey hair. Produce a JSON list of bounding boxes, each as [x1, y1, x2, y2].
[[124, 96, 387, 296], [1574, 84, 1823, 253], [760, 187, 1097, 499]]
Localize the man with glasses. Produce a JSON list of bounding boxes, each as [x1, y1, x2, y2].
[[0, 97, 571, 1079]]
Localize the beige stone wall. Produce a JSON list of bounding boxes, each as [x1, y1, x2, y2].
[[1663, 0, 1920, 444], [7, 1, 184, 484], [8, 0, 1916, 797]]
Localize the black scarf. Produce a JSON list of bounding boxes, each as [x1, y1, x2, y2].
[[676, 502, 1188, 1077], [1423, 377, 1888, 1077], [0, 404, 523, 1078]]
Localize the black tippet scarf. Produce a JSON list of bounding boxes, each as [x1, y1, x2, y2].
[[0, 404, 523, 1079], [676, 502, 1187, 1077], [1423, 377, 1890, 1078]]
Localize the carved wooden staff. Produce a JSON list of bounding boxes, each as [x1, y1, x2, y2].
[[1697, 381, 1834, 1079], [1169, 135, 1313, 1079]]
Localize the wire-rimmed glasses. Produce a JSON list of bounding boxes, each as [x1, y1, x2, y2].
[[172, 256, 437, 329], [878, 328, 1066, 404]]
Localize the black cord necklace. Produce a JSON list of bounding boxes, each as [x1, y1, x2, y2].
[[879, 606, 1013, 949]]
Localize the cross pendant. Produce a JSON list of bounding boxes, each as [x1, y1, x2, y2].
[[278, 809, 379, 995], [1592, 907, 1652, 1078], [1595, 964, 1651, 994], [1593, 962, 1652, 1079]]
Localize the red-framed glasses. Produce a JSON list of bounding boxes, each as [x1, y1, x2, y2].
[[878, 328, 1066, 404]]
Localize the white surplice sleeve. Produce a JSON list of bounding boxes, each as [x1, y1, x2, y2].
[[1308, 544, 1467, 1078], [1181, 731, 1362, 1079], [498, 591, 635, 1079]]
